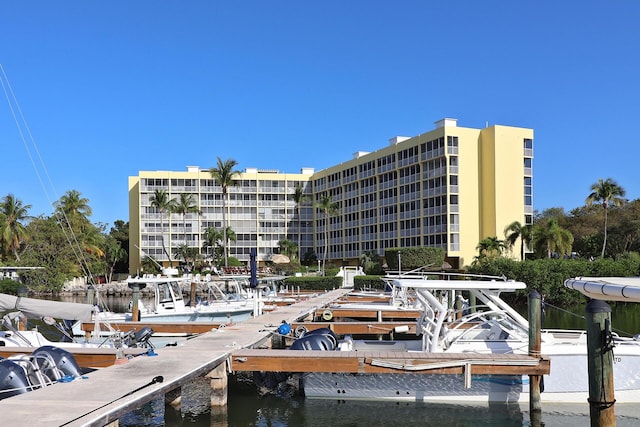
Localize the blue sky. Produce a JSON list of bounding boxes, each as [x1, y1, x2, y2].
[[1, 2, 639, 226]]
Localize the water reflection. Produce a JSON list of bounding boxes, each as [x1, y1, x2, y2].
[[543, 301, 640, 336]]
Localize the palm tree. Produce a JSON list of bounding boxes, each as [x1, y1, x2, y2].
[[586, 178, 626, 258], [53, 190, 103, 266], [277, 238, 298, 260], [209, 157, 240, 267], [55, 190, 92, 231], [475, 236, 506, 260], [202, 226, 223, 262], [531, 218, 574, 258], [504, 221, 532, 261], [0, 194, 31, 261], [202, 226, 237, 267], [223, 226, 238, 252], [293, 184, 309, 262], [56, 189, 92, 217], [171, 193, 200, 248], [150, 189, 176, 267], [315, 195, 338, 275]]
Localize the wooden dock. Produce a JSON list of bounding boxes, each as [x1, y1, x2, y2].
[[0, 288, 349, 426], [231, 349, 549, 375], [0, 287, 550, 426]]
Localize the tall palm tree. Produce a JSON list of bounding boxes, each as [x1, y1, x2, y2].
[[55, 190, 92, 231], [315, 195, 338, 275], [209, 157, 240, 267], [293, 184, 309, 262], [504, 221, 532, 261], [0, 194, 31, 261], [150, 189, 176, 267], [171, 193, 200, 248], [586, 178, 626, 258], [531, 218, 574, 258], [54, 190, 103, 267]]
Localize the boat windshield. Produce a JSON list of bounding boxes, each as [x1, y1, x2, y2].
[[158, 281, 183, 303]]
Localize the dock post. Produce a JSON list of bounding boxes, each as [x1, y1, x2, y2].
[[129, 283, 141, 322], [528, 290, 542, 423], [190, 281, 197, 307], [586, 299, 615, 426], [208, 362, 228, 407], [87, 284, 95, 305]]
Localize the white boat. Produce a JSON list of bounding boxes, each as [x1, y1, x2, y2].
[[294, 274, 640, 404], [0, 293, 153, 350], [0, 312, 148, 350], [89, 276, 255, 326], [0, 297, 154, 372], [221, 275, 298, 306]]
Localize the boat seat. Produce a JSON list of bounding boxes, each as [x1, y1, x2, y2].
[[486, 321, 507, 340]]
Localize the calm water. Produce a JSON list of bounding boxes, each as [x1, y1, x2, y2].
[[52, 295, 640, 426]]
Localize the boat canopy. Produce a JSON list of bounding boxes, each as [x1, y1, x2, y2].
[[0, 293, 94, 321], [391, 279, 527, 292], [565, 277, 640, 302]]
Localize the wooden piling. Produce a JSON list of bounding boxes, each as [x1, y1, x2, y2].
[[208, 362, 228, 407], [586, 299, 616, 426], [528, 290, 542, 424], [128, 282, 144, 322], [190, 281, 197, 307], [87, 284, 95, 305]]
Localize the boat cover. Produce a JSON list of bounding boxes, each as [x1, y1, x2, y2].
[[0, 293, 94, 321], [564, 277, 640, 302]]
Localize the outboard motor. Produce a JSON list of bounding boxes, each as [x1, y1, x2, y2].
[[290, 328, 338, 351], [0, 358, 32, 400], [124, 327, 155, 348], [32, 346, 83, 378]]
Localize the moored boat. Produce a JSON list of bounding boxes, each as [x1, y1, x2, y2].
[[290, 274, 640, 404], [82, 276, 255, 333]]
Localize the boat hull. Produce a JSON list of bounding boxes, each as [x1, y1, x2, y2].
[[301, 350, 640, 404], [120, 308, 253, 323]]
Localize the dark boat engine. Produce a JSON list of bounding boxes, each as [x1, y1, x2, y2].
[[33, 345, 83, 378], [124, 327, 155, 348], [0, 358, 32, 400]]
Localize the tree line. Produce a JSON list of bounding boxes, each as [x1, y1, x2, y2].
[[476, 178, 630, 262], [0, 190, 128, 291]]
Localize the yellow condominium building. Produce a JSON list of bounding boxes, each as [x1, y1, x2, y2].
[[128, 118, 533, 274]]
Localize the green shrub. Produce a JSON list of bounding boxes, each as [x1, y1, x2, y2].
[[353, 275, 387, 291], [384, 247, 446, 271], [0, 279, 23, 295], [467, 256, 640, 306], [283, 276, 343, 291]]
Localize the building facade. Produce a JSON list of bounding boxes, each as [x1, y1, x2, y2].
[[128, 167, 315, 274], [128, 118, 533, 273]]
